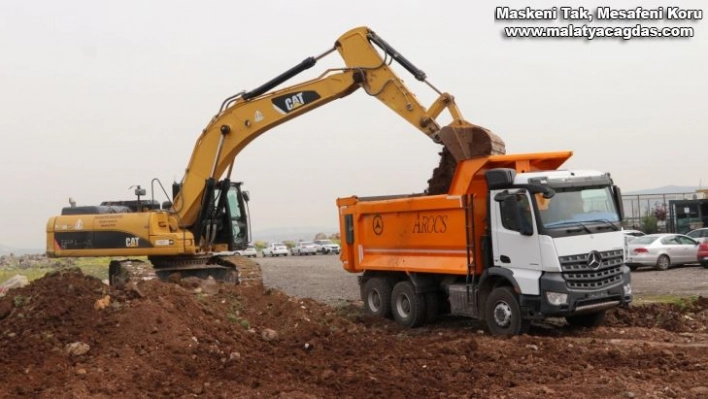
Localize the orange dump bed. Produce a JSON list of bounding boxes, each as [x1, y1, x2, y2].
[[337, 151, 572, 276]]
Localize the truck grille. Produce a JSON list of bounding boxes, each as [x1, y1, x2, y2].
[[558, 249, 624, 290]]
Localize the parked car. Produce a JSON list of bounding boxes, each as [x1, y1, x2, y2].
[[262, 242, 289, 257], [291, 241, 317, 256], [686, 228, 708, 243], [622, 229, 646, 240], [622, 229, 646, 259], [313, 239, 341, 255], [235, 244, 258, 258], [698, 242, 708, 267], [625, 233, 700, 271]]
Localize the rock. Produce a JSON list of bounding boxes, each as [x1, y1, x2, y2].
[[200, 276, 220, 295], [690, 386, 708, 394], [76, 368, 87, 375], [261, 329, 278, 341], [65, 342, 90, 356], [125, 280, 145, 298], [93, 295, 111, 310], [0, 275, 29, 297], [229, 352, 241, 361], [525, 344, 539, 351]]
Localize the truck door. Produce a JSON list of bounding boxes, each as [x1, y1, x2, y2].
[[492, 191, 542, 270]]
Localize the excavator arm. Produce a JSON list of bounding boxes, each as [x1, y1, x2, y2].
[[173, 26, 505, 240]]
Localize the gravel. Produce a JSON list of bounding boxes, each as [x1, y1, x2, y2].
[[258, 255, 708, 305]]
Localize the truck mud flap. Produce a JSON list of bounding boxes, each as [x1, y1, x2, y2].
[[448, 284, 479, 318]]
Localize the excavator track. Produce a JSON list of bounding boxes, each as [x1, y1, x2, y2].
[[107, 255, 263, 287]]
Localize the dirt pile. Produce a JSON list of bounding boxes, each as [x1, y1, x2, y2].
[[3, 267, 708, 398]]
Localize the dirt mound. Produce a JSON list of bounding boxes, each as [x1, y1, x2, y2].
[[605, 297, 708, 333], [3, 268, 708, 398]]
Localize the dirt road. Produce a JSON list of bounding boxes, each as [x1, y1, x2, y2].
[[258, 254, 708, 304]]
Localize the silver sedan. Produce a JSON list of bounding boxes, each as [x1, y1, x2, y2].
[[626, 233, 700, 271]]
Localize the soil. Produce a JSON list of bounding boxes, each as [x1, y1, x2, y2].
[[425, 125, 506, 195], [3, 261, 708, 399], [426, 147, 457, 195]]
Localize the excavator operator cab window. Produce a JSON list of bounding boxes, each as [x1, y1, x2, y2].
[[225, 185, 249, 248]]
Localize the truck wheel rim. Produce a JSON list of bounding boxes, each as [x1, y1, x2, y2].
[[368, 291, 382, 312], [396, 295, 411, 317], [493, 301, 512, 328]]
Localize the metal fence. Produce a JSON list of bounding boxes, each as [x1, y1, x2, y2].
[[622, 192, 705, 232]]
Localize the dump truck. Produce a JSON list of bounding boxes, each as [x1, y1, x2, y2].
[[337, 151, 632, 336]]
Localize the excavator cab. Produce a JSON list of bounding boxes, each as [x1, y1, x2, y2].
[[213, 181, 251, 252], [144, 180, 251, 283]]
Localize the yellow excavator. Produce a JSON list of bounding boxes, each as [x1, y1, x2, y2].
[[46, 26, 505, 283]]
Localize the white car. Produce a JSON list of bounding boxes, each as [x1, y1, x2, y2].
[[313, 239, 341, 255], [291, 241, 317, 256], [235, 244, 258, 258], [686, 228, 708, 243], [262, 242, 289, 257]]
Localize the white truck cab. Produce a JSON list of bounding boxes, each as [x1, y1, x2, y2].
[[487, 168, 632, 329]]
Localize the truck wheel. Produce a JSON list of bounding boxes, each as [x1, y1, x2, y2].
[[565, 310, 606, 329], [628, 265, 638, 271], [362, 278, 393, 319], [484, 286, 529, 336], [655, 255, 670, 271], [391, 281, 426, 328]]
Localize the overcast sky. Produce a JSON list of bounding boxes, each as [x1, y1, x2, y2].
[[1, 0, 705, 249]]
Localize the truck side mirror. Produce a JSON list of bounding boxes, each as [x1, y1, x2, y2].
[[494, 190, 511, 202], [243, 191, 250, 202], [612, 185, 624, 221]]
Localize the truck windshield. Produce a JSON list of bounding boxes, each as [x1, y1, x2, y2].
[[536, 187, 619, 230]]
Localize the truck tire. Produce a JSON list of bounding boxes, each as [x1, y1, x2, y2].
[[363, 277, 393, 319], [566, 310, 606, 328], [484, 286, 530, 336], [391, 281, 426, 328]]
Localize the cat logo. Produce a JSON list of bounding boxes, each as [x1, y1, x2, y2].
[[272, 91, 321, 114], [74, 219, 83, 230], [126, 237, 140, 248]]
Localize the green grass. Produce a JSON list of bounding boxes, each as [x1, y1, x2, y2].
[[631, 293, 699, 305], [0, 256, 142, 284]]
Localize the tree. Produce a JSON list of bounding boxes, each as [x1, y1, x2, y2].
[[652, 202, 667, 222], [641, 212, 658, 234]]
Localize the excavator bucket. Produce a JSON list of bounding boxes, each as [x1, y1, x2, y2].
[[426, 124, 506, 195], [437, 124, 506, 162]]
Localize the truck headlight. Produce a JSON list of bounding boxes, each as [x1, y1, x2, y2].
[[545, 291, 568, 306], [623, 283, 632, 296]]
